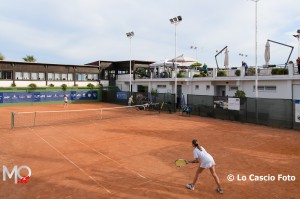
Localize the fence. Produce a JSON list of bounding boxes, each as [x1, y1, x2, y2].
[[102, 88, 300, 131], [188, 95, 299, 131]]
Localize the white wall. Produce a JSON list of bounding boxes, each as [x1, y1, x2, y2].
[[241, 80, 292, 99], [0, 81, 14, 87]]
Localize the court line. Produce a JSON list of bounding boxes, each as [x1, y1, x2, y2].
[[28, 127, 111, 194], [50, 126, 147, 179]]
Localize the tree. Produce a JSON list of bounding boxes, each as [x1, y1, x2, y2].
[[0, 53, 5, 60], [23, 55, 36, 62], [87, 83, 95, 90], [61, 84, 67, 92]]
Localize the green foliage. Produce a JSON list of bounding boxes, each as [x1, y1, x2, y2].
[[271, 68, 288, 75], [248, 67, 256, 75], [234, 90, 247, 104], [177, 73, 185, 78], [49, 83, 54, 87], [0, 53, 5, 60], [28, 83, 37, 90], [190, 62, 202, 67], [87, 83, 95, 90], [151, 88, 158, 94], [61, 84, 67, 91], [234, 90, 246, 98], [23, 55, 36, 62], [135, 68, 149, 78], [217, 70, 227, 77], [11, 83, 16, 87], [235, 69, 241, 76]]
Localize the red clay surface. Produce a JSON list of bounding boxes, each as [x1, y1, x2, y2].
[[0, 103, 299, 199]]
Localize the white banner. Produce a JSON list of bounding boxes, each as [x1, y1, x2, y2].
[[228, 98, 240, 111], [295, 100, 300, 123]]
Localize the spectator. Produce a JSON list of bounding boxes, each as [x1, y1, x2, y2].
[[297, 57, 300, 74], [242, 61, 248, 75]]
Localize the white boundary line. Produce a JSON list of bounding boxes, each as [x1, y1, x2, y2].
[[50, 126, 147, 179], [28, 128, 111, 194]]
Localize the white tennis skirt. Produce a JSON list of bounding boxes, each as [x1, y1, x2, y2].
[[200, 159, 216, 169]]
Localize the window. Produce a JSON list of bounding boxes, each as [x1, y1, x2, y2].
[[195, 85, 199, 90], [23, 72, 29, 80], [39, 73, 45, 80], [31, 72, 38, 80], [0, 71, 12, 79], [265, 86, 276, 91], [48, 73, 54, 80], [229, 86, 238, 91], [77, 74, 82, 81], [206, 85, 210, 90], [82, 74, 87, 81], [157, 85, 167, 89], [62, 73, 67, 80], [253, 85, 277, 92], [54, 73, 60, 80], [93, 74, 99, 80], [68, 73, 73, 80], [16, 72, 23, 80], [87, 74, 93, 80]]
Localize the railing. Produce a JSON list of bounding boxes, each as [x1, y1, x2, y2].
[[129, 65, 300, 80]]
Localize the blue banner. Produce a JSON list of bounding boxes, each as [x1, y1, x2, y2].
[[0, 91, 98, 104], [116, 92, 128, 100]]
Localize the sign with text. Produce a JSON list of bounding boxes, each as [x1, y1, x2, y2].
[[295, 100, 300, 123], [228, 98, 240, 111], [0, 91, 98, 104]]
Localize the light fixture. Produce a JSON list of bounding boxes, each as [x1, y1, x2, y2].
[[126, 31, 134, 94], [169, 15, 182, 109]]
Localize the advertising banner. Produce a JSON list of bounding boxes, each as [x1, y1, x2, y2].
[[0, 91, 98, 104]]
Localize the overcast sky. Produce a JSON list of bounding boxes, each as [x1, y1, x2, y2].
[[0, 0, 299, 68]]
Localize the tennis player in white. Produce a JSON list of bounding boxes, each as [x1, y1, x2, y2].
[[185, 139, 223, 194]]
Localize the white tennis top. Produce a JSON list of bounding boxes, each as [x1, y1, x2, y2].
[[193, 146, 215, 168]]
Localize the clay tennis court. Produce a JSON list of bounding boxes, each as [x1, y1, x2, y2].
[[0, 103, 299, 198]]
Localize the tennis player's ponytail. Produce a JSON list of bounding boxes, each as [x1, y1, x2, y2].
[[192, 139, 202, 151]]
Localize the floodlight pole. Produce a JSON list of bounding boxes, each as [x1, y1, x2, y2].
[[170, 16, 182, 110], [250, 0, 259, 98], [126, 31, 134, 94]]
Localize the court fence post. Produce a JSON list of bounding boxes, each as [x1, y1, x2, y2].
[[11, 112, 14, 129]]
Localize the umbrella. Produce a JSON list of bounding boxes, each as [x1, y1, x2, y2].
[[224, 48, 229, 68], [264, 41, 270, 67], [167, 54, 198, 63], [149, 59, 175, 68]]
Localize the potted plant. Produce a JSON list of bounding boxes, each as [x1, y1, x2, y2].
[[61, 84, 67, 92], [235, 69, 241, 76], [217, 70, 227, 77]]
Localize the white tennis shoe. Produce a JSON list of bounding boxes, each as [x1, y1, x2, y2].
[[186, 183, 194, 190]]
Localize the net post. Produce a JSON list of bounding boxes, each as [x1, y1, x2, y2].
[[33, 112, 37, 127], [11, 112, 14, 129]]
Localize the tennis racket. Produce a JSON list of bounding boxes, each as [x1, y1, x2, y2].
[[175, 159, 187, 167]]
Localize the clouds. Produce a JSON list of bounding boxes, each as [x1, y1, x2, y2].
[[0, 0, 299, 67]]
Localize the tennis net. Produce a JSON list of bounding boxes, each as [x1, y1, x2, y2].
[[11, 104, 161, 128]]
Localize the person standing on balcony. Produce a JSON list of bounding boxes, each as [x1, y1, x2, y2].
[[242, 61, 248, 76], [296, 57, 300, 74]]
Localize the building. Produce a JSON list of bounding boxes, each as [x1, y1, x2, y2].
[[1, 60, 300, 100]]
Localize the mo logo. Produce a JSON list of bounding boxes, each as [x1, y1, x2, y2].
[[2, 165, 32, 184]]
